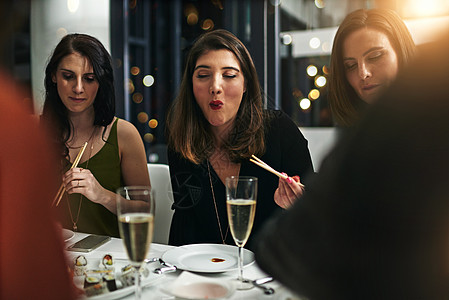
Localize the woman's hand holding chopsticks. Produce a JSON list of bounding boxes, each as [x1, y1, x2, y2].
[[274, 174, 304, 209], [250, 155, 305, 209]]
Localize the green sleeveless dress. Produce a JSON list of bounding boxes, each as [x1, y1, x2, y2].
[[56, 119, 123, 237]]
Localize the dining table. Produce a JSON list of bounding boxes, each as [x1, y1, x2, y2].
[[64, 231, 300, 300]]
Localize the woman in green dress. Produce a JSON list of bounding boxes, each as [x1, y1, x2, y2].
[[42, 33, 150, 237]]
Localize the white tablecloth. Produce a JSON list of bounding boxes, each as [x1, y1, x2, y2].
[[65, 232, 296, 300]]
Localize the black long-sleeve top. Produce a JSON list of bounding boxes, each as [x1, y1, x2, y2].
[[167, 110, 314, 249]]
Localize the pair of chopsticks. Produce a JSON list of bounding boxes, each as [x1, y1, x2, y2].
[[52, 142, 88, 207], [250, 155, 304, 187]]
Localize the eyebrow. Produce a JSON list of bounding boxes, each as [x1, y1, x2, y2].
[[59, 68, 95, 75], [343, 46, 384, 61], [194, 65, 240, 72]]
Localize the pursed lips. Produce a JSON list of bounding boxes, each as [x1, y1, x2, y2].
[[209, 100, 223, 110]]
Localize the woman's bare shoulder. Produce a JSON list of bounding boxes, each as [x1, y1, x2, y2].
[[116, 118, 139, 137]]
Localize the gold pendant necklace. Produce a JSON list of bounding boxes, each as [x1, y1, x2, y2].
[[66, 127, 96, 231], [207, 160, 229, 245]]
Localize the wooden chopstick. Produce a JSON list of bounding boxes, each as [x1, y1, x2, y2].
[[250, 156, 288, 179], [52, 142, 88, 207], [250, 155, 304, 187]]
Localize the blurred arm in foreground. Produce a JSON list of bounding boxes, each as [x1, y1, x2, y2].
[[0, 72, 76, 300]]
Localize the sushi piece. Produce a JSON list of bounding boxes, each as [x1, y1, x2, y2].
[[118, 264, 149, 288], [73, 255, 87, 276], [84, 282, 107, 297], [103, 273, 118, 291], [119, 264, 135, 287], [83, 274, 101, 289], [101, 254, 114, 270]]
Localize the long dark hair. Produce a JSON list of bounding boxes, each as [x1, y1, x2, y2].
[[328, 9, 416, 127], [41, 33, 115, 160], [166, 29, 265, 164]]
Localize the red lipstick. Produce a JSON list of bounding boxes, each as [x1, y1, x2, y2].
[[209, 100, 223, 110]]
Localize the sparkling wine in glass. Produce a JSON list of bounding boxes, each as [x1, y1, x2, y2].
[[117, 186, 154, 300], [226, 176, 257, 290]]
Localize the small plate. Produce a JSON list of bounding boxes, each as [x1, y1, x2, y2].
[[162, 243, 255, 273], [62, 229, 75, 242], [161, 271, 235, 299]]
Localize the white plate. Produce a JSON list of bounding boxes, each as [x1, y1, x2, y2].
[[162, 243, 255, 273], [74, 258, 165, 300], [62, 229, 75, 242], [161, 271, 235, 299]]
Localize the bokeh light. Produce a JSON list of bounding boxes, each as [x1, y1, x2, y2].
[[299, 98, 311, 110], [308, 89, 320, 100], [307, 65, 318, 77], [148, 119, 158, 129], [314, 0, 325, 9], [130, 66, 140, 76], [148, 153, 159, 163], [211, 0, 224, 9], [128, 79, 135, 94], [137, 112, 148, 123], [309, 37, 321, 49], [321, 41, 331, 52], [144, 133, 154, 143], [143, 75, 154, 87], [56, 27, 68, 39], [403, 0, 449, 18], [322, 65, 330, 75], [132, 92, 143, 104], [315, 76, 327, 88], [282, 34, 292, 45], [67, 0, 79, 13], [187, 13, 199, 25], [202, 19, 215, 31]]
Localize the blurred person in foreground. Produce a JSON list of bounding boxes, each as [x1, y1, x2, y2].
[[0, 73, 76, 299], [328, 8, 416, 127], [256, 29, 449, 299], [165, 29, 313, 248]]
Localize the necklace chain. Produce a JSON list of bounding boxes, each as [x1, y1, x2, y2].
[[207, 160, 229, 245], [66, 127, 96, 231], [67, 126, 97, 149]]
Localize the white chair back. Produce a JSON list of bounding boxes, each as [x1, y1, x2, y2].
[[147, 163, 174, 244]]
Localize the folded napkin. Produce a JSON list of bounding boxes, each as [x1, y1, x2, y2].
[[161, 271, 235, 299]]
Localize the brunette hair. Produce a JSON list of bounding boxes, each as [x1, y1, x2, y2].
[[166, 29, 265, 164], [41, 33, 115, 159], [328, 9, 416, 127]]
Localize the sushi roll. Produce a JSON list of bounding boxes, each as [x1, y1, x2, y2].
[[119, 264, 135, 287], [73, 255, 88, 276], [101, 254, 114, 270], [83, 274, 102, 289], [84, 282, 107, 297], [103, 273, 118, 291]]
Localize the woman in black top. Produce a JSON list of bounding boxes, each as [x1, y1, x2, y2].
[[165, 29, 313, 248]]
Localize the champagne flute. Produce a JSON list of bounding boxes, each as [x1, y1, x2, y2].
[[117, 186, 154, 300], [226, 176, 257, 290]]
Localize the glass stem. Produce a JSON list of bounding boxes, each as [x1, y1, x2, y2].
[[238, 245, 244, 281], [135, 265, 142, 300]]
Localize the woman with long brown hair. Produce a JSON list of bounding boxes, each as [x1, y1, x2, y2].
[[42, 34, 150, 237], [166, 29, 313, 247], [328, 9, 416, 127]]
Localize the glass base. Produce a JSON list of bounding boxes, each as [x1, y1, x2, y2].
[[232, 278, 253, 290]]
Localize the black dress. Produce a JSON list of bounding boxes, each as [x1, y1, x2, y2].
[[167, 110, 314, 249]]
